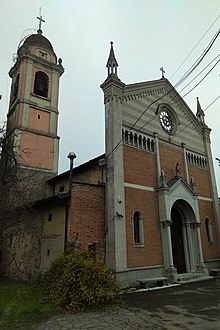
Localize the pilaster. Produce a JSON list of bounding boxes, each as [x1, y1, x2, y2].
[[101, 74, 127, 272]]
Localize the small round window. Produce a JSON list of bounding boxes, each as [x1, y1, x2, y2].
[[158, 104, 177, 135]]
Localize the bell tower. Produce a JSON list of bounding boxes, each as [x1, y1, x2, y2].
[[6, 18, 64, 176]]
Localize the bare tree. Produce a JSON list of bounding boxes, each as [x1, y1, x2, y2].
[[0, 124, 48, 279]]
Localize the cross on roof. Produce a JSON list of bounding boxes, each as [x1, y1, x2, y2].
[[37, 8, 45, 33], [160, 66, 165, 78]]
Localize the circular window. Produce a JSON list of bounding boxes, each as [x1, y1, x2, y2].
[[158, 105, 176, 135]]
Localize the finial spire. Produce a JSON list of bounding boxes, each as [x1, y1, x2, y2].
[[196, 97, 205, 123], [106, 41, 118, 77], [37, 7, 45, 35]]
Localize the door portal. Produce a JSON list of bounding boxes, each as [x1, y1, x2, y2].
[[171, 208, 186, 273]]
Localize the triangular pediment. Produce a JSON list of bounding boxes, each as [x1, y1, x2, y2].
[[122, 78, 210, 153], [167, 177, 198, 198]]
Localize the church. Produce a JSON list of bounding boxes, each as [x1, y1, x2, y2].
[[1, 21, 220, 287]]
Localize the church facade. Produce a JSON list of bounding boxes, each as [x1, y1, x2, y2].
[[1, 28, 220, 287], [99, 42, 220, 286]]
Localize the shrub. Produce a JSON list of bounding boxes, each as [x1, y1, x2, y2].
[[42, 251, 120, 311]]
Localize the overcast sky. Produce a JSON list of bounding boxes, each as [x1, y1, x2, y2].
[[1, 0, 220, 193]]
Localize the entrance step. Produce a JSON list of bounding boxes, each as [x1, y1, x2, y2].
[[210, 269, 220, 276], [174, 273, 211, 283]]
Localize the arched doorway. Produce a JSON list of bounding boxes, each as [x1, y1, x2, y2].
[[170, 200, 198, 274], [171, 207, 186, 273]]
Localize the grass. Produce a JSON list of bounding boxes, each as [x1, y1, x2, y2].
[[0, 279, 57, 330]]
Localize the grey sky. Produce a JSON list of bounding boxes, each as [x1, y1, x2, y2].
[[1, 0, 220, 192]]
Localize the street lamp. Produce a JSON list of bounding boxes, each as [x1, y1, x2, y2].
[[67, 152, 76, 193]]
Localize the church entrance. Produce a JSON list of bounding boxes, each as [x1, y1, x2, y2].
[[171, 207, 186, 273]]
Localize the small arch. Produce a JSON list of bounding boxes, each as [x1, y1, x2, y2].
[[34, 71, 49, 97], [138, 135, 142, 148], [134, 133, 138, 147], [151, 139, 155, 152], [147, 138, 151, 150], [125, 130, 129, 144], [187, 153, 191, 163], [143, 137, 146, 149], [129, 132, 133, 145]]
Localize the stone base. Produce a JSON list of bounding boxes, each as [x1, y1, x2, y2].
[[166, 266, 177, 282], [197, 263, 209, 276]]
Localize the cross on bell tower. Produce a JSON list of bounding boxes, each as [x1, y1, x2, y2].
[[37, 8, 45, 35]]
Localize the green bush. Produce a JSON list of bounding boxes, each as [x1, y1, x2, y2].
[[42, 251, 120, 311]]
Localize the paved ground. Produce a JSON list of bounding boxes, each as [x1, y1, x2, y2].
[[34, 278, 220, 329]]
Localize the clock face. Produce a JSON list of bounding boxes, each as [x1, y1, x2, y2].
[[159, 108, 175, 134]]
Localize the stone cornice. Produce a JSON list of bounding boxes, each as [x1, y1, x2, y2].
[[100, 77, 125, 104], [10, 52, 64, 77], [123, 86, 167, 101]]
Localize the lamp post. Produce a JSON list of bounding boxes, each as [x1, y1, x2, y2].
[[67, 152, 76, 193], [64, 152, 76, 249]]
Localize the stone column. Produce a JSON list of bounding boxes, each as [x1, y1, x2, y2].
[[195, 222, 208, 275], [183, 222, 195, 272], [182, 143, 189, 183], [163, 220, 177, 278], [154, 132, 161, 186]]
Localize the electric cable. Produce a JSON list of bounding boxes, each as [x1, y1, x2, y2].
[[179, 53, 220, 94], [170, 14, 220, 80], [174, 28, 220, 88]]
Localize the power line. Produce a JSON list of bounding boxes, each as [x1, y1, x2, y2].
[[174, 27, 220, 88], [182, 58, 220, 98], [170, 14, 220, 80], [179, 53, 220, 94]]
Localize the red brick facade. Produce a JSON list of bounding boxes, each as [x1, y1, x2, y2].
[[69, 183, 105, 251]]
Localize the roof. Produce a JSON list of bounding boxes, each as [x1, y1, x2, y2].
[[20, 33, 54, 51], [47, 153, 106, 184]]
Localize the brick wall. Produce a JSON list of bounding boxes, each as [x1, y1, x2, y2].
[[198, 199, 220, 260], [69, 183, 105, 252], [188, 165, 212, 197], [159, 142, 186, 181], [125, 187, 163, 268], [123, 145, 157, 187]]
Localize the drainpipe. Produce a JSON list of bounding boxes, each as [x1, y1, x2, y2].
[[64, 152, 76, 249]]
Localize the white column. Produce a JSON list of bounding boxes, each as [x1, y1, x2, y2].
[[167, 223, 174, 267], [196, 223, 205, 264], [182, 143, 189, 183]]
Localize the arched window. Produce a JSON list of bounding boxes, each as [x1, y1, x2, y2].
[[133, 211, 144, 245], [13, 74, 20, 97], [205, 218, 214, 244], [34, 71, 49, 97]]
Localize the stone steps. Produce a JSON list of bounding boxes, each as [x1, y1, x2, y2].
[[174, 273, 211, 283]]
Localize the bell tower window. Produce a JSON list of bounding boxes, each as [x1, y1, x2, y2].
[[34, 71, 48, 97], [13, 74, 20, 98]]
